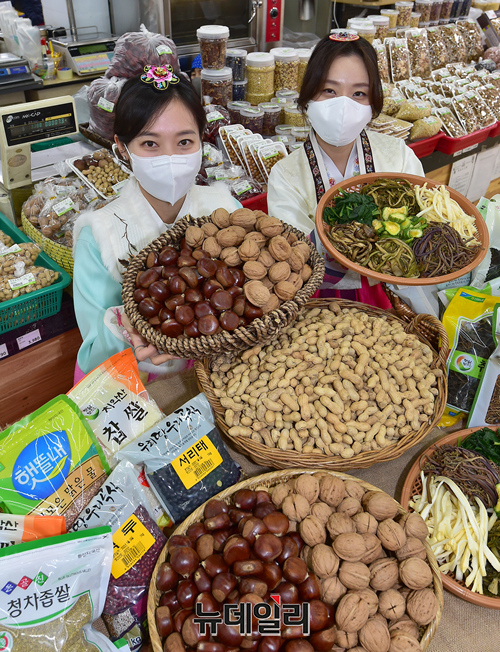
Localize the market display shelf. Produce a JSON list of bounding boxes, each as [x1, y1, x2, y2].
[[0, 214, 71, 334], [489, 121, 500, 139], [241, 191, 268, 213], [408, 131, 443, 158], [436, 125, 494, 155]]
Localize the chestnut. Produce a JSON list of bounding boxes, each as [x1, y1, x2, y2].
[[232, 559, 264, 577], [192, 249, 209, 261], [309, 627, 337, 651], [169, 535, 193, 551], [223, 535, 251, 565], [232, 295, 246, 317], [146, 251, 159, 268], [241, 638, 260, 651], [284, 641, 314, 652], [239, 577, 267, 598], [205, 512, 231, 531], [149, 280, 170, 303], [254, 533, 283, 562], [240, 517, 268, 545], [160, 590, 180, 614], [149, 315, 161, 326], [178, 254, 197, 268], [139, 269, 160, 287], [215, 623, 243, 647], [196, 534, 215, 560], [156, 562, 180, 592], [159, 307, 175, 322], [161, 319, 184, 337], [177, 579, 197, 609], [133, 287, 148, 302], [162, 265, 180, 279], [257, 562, 282, 590], [183, 613, 210, 647], [175, 304, 195, 326], [253, 502, 277, 520], [258, 637, 283, 652], [274, 581, 299, 604], [212, 571, 237, 602], [188, 522, 208, 543], [179, 267, 199, 288], [203, 279, 223, 299], [194, 566, 212, 593], [283, 557, 308, 584], [165, 632, 185, 652], [276, 537, 299, 565], [165, 295, 185, 311], [194, 301, 216, 319], [184, 320, 201, 338], [156, 604, 174, 638], [216, 267, 235, 288], [174, 608, 192, 634], [180, 238, 193, 251], [195, 591, 220, 613], [159, 246, 179, 266], [197, 258, 218, 278], [170, 546, 200, 577], [212, 529, 232, 552], [229, 508, 252, 525], [227, 285, 243, 298], [231, 268, 246, 287], [138, 297, 161, 318], [203, 553, 229, 578], [205, 500, 229, 518], [210, 290, 233, 311], [298, 573, 321, 601], [281, 626, 304, 640], [309, 600, 330, 632], [263, 512, 289, 537], [220, 311, 240, 331], [244, 303, 264, 320], [185, 288, 203, 304], [198, 314, 220, 336], [198, 643, 226, 652], [169, 275, 187, 295], [287, 532, 305, 554]]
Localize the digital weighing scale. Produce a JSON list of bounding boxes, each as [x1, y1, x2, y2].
[[51, 32, 117, 77], [0, 53, 35, 88]]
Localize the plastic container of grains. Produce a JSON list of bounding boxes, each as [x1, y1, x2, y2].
[[197, 25, 229, 70], [276, 89, 299, 101], [201, 67, 232, 106], [240, 107, 264, 132], [414, 0, 432, 24], [258, 102, 282, 136], [226, 48, 247, 81], [380, 8, 399, 28], [271, 96, 295, 123], [296, 48, 311, 89], [369, 15, 391, 40], [440, 0, 454, 21], [410, 11, 421, 26], [284, 104, 307, 127], [291, 126, 310, 142], [232, 79, 247, 101], [275, 124, 294, 136], [246, 52, 275, 100], [227, 100, 250, 123], [395, 1, 414, 26], [270, 47, 299, 92], [355, 22, 376, 43], [429, 0, 443, 25]]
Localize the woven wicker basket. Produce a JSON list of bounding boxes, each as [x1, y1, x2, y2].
[[195, 298, 448, 470], [147, 469, 444, 652], [21, 210, 74, 277], [122, 215, 325, 360]]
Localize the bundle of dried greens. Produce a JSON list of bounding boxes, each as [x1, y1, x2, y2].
[[323, 191, 380, 226], [360, 177, 419, 214], [367, 237, 419, 278], [412, 224, 482, 277], [484, 520, 500, 597], [326, 222, 378, 266], [422, 444, 500, 511], [462, 427, 500, 468]]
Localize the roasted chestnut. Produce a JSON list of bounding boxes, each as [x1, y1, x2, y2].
[[239, 577, 267, 598], [138, 297, 161, 318], [156, 562, 180, 592], [282, 557, 308, 584], [223, 535, 251, 565], [159, 307, 175, 322], [149, 280, 170, 303], [194, 566, 212, 593], [170, 546, 200, 577], [274, 581, 299, 604], [139, 269, 160, 287], [146, 251, 159, 268], [203, 553, 229, 578], [216, 267, 235, 288], [198, 314, 220, 336], [159, 246, 179, 266], [169, 275, 187, 295], [198, 258, 218, 278], [165, 295, 185, 311], [185, 288, 203, 304], [177, 579, 197, 609], [205, 512, 231, 531], [210, 290, 233, 311], [182, 613, 210, 647], [276, 537, 299, 565], [133, 288, 148, 302], [232, 559, 264, 577], [160, 590, 180, 614], [244, 303, 264, 320], [155, 605, 174, 638], [219, 310, 240, 331], [298, 573, 321, 601], [309, 599, 330, 632], [162, 265, 180, 279], [253, 502, 277, 520], [203, 279, 223, 299], [263, 512, 289, 537], [194, 301, 216, 319], [175, 305, 195, 326], [161, 319, 183, 337], [212, 571, 238, 602], [205, 500, 229, 518]]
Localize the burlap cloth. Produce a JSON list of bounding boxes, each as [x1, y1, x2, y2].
[[144, 368, 499, 652]]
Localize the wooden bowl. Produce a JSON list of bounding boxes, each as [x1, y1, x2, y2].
[[400, 427, 500, 609], [315, 172, 489, 286]]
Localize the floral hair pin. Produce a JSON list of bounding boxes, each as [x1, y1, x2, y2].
[[329, 31, 360, 42], [141, 64, 179, 90]]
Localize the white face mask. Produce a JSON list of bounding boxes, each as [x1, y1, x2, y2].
[[306, 96, 373, 147], [124, 145, 202, 204]]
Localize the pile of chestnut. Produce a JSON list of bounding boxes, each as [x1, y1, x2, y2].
[[154, 489, 334, 652], [133, 243, 255, 338]]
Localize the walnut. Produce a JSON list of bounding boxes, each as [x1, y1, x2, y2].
[[363, 492, 399, 521], [353, 588, 379, 617], [358, 617, 390, 652], [369, 558, 399, 592], [333, 533, 366, 562], [399, 558, 432, 590], [311, 501, 333, 526], [300, 263, 313, 282], [339, 561, 370, 590], [281, 493, 311, 521], [243, 261, 267, 280], [361, 533, 385, 565], [268, 235, 292, 261], [286, 231, 298, 245], [257, 215, 283, 237], [335, 630, 358, 649], [185, 225, 205, 248], [337, 497, 363, 517], [309, 543, 339, 578], [261, 277, 274, 291], [345, 480, 366, 502], [202, 236, 222, 258], [239, 239, 261, 262], [258, 249, 276, 268], [395, 537, 426, 562], [288, 248, 305, 272], [244, 231, 267, 248], [288, 273, 303, 292], [216, 226, 246, 247], [388, 617, 419, 639], [320, 475, 346, 507], [321, 576, 347, 605], [230, 208, 257, 230], [398, 512, 429, 541], [389, 632, 421, 652], [327, 513, 356, 538], [377, 519, 407, 551], [262, 293, 280, 314], [268, 261, 291, 284], [301, 544, 311, 565], [211, 207, 231, 229], [299, 515, 326, 546], [335, 593, 370, 633], [295, 474, 320, 504], [201, 222, 219, 237], [271, 482, 292, 508], [220, 247, 242, 267], [353, 512, 378, 535], [244, 280, 271, 307], [378, 589, 406, 621]]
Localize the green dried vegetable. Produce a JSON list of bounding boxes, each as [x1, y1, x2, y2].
[[323, 190, 380, 226]]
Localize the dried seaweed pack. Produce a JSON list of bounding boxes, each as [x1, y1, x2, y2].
[[0, 526, 115, 651], [442, 289, 500, 413], [116, 393, 241, 523], [468, 306, 500, 427]]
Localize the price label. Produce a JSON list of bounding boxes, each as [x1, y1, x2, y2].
[[97, 97, 114, 113], [53, 197, 74, 217], [156, 45, 173, 55], [0, 244, 21, 257], [111, 514, 155, 579], [112, 180, 128, 193], [206, 111, 224, 123], [0, 343, 8, 359], [17, 329, 41, 350], [8, 273, 35, 290], [233, 181, 252, 195]]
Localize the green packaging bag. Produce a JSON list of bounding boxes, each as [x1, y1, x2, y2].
[[0, 395, 110, 528]]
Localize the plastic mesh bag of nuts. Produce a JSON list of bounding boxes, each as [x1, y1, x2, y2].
[[105, 26, 178, 80], [405, 29, 432, 79], [387, 38, 412, 82], [395, 98, 432, 120], [426, 27, 449, 70], [0, 264, 60, 301], [88, 75, 128, 141], [0, 229, 13, 247]]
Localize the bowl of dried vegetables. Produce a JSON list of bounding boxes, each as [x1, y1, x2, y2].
[[315, 172, 489, 285], [401, 426, 500, 608]]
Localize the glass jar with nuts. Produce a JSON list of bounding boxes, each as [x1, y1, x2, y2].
[[197, 24, 229, 69], [296, 48, 311, 90], [246, 52, 275, 100], [201, 67, 233, 107], [239, 107, 265, 132], [270, 47, 299, 93], [284, 105, 307, 127], [258, 102, 282, 136]]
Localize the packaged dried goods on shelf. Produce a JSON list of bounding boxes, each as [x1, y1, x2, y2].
[[374, 40, 391, 83], [465, 90, 497, 129], [426, 26, 449, 69], [106, 28, 178, 79], [415, 0, 432, 24], [396, 98, 433, 119], [257, 141, 287, 179], [434, 106, 467, 135], [429, 0, 443, 25], [201, 67, 232, 107], [290, 126, 311, 141], [396, 0, 414, 26], [197, 24, 229, 69], [219, 124, 244, 164], [440, 23, 468, 64], [296, 47, 311, 88], [381, 7, 399, 28], [370, 14, 391, 40], [258, 102, 282, 136], [283, 104, 307, 127], [440, 0, 453, 22], [203, 104, 230, 144], [456, 19, 484, 62], [410, 114, 442, 139], [271, 47, 299, 92], [411, 11, 421, 26], [246, 51, 275, 100], [477, 83, 500, 119], [226, 99, 250, 123], [387, 38, 412, 82], [405, 29, 432, 78], [232, 79, 247, 101], [225, 47, 247, 81], [452, 92, 480, 133], [239, 106, 264, 132]]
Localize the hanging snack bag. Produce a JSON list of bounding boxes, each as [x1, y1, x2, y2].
[[71, 461, 167, 651], [442, 289, 500, 413], [0, 513, 65, 548], [0, 395, 110, 527], [116, 393, 241, 523], [68, 349, 163, 461], [0, 526, 115, 651], [468, 306, 500, 426]]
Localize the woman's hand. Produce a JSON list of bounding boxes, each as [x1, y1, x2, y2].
[[121, 313, 179, 365]]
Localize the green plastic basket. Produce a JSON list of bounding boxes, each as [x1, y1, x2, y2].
[[0, 213, 71, 333]]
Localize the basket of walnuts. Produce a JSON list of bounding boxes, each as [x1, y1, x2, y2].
[[122, 208, 325, 360], [147, 469, 443, 652]]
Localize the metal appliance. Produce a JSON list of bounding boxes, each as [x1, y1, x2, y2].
[[51, 29, 117, 76]]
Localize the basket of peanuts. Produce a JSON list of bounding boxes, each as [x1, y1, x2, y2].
[[147, 469, 443, 652], [122, 208, 325, 360], [194, 298, 448, 470]]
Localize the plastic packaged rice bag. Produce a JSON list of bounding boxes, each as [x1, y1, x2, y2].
[[0, 513, 66, 548], [0, 526, 115, 651], [68, 349, 163, 463], [410, 115, 442, 140], [0, 396, 110, 528], [116, 393, 241, 523]]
